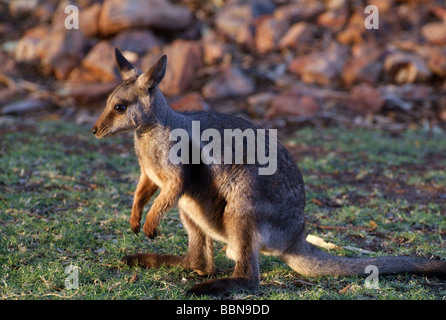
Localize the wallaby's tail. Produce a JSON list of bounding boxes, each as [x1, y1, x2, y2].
[[280, 239, 446, 278]]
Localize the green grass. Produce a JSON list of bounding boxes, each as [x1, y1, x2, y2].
[[1, 119, 445, 300]]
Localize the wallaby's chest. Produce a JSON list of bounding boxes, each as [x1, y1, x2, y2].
[[134, 135, 165, 188]]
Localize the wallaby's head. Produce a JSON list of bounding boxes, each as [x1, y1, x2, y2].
[[92, 48, 167, 138]]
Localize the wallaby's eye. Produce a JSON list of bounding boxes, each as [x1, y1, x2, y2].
[[114, 104, 127, 113]]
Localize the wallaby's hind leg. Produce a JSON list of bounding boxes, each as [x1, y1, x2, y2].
[[180, 211, 215, 276], [122, 210, 215, 276], [187, 203, 260, 296]]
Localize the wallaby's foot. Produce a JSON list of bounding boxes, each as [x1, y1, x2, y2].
[[129, 218, 141, 235], [187, 278, 258, 296], [142, 224, 158, 239], [121, 253, 183, 268]]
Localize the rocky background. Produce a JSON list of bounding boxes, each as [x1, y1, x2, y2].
[[1, 0, 446, 132]]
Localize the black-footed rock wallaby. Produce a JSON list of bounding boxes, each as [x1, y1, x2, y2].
[[92, 48, 446, 295]]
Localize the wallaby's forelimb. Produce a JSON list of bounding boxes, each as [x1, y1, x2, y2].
[[142, 175, 184, 239], [130, 173, 158, 234]]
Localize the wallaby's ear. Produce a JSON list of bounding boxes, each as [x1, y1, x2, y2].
[[137, 55, 167, 90], [115, 48, 141, 80]]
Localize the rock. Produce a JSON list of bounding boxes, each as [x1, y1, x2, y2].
[[41, 28, 87, 80], [13, 26, 48, 63], [337, 11, 366, 45], [278, 22, 318, 51], [383, 51, 431, 84], [202, 31, 229, 66], [273, 1, 324, 23], [236, 23, 256, 48], [347, 83, 384, 114], [159, 40, 203, 96], [439, 109, 446, 122], [342, 44, 382, 87], [289, 45, 348, 86], [98, 0, 192, 36], [82, 41, 117, 83], [254, 17, 289, 54], [9, 0, 39, 17], [214, 0, 275, 40], [426, 47, 446, 77], [421, 22, 446, 45], [111, 30, 162, 55], [59, 81, 119, 108], [247, 91, 275, 117], [170, 92, 209, 112], [1, 98, 57, 115], [79, 3, 102, 38], [317, 7, 348, 33], [202, 66, 255, 99], [265, 91, 319, 119]]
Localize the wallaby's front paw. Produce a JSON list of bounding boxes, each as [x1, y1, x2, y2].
[[130, 219, 141, 235], [143, 224, 158, 239]]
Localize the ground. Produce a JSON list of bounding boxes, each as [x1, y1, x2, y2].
[[0, 119, 445, 300]]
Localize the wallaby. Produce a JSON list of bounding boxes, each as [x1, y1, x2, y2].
[[92, 48, 446, 295]]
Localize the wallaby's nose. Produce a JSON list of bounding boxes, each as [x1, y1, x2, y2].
[[91, 126, 97, 135]]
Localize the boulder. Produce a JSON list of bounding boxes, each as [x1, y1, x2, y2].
[[14, 26, 48, 63], [40, 28, 87, 80], [254, 17, 289, 53], [81, 41, 117, 83], [265, 91, 319, 119], [421, 22, 446, 45], [289, 45, 348, 86], [170, 92, 209, 112], [202, 66, 255, 99], [159, 40, 203, 96], [98, 0, 192, 36], [347, 83, 384, 113]]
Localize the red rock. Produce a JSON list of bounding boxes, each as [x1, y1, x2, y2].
[[426, 47, 446, 77], [383, 51, 431, 84], [254, 17, 289, 53], [170, 92, 209, 112], [13, 26, 48, 63], [9, 0, 39, 17], [82, 41, 117, 83], [317, 8, 348, 33], [215, 0, 275, 41], [278, 22, 318, 50], [98, 0, 192, 36], [202, 66, 255, 99], [347, 83, 384, 114], [159, 40, 203, 97], [439, 109, 446, 122], [421, 22, 446, 45], [111, 30, 162, 55], [273, 1, 324, 23], [289, 45, 348, 86], [79, 3, 101, 38], [60, 81, 120, 108], [342, 44, 382, 87], [41, 28, 87, 80], [265, 91, 319, 119], [202, 31, 229, 66], [336, 12, 366, 45]]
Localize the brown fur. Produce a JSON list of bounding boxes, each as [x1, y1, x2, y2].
[[92, 49, 446, 296]]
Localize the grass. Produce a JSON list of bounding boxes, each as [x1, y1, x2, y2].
[[1, 119, 445, 300]]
